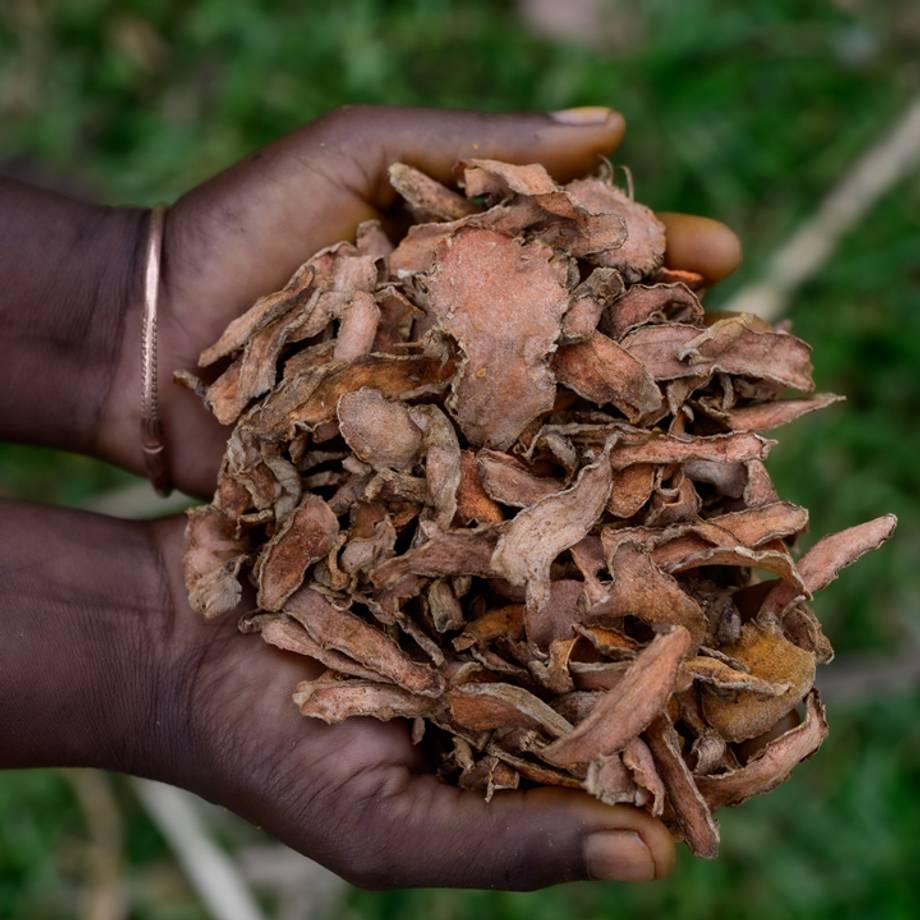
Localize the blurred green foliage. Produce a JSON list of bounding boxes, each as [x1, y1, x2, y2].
[[1, 0, 918, 917]]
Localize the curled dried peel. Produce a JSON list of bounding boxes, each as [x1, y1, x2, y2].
[[424, 227, 570, 448], [697, 690, 828, 810], [254, 495, 339, 611], [701, 624, 816, 742], [491, 448, 613, 614], [184, 506, 248, 618], [542, 626, 691, 767]]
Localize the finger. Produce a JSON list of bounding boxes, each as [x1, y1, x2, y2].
[[345, 772, 675, 890], [657, 211, 743, 283], [320, 104, 626, 205], [168, 105, 624, 312]]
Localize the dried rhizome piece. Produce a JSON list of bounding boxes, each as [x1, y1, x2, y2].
[[180, 158, 896, 859]]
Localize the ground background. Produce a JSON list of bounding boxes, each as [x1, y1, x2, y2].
[[1, 0, 919, 917]]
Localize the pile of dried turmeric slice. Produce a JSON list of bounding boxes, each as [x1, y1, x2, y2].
[[180, 159, 896, 858]]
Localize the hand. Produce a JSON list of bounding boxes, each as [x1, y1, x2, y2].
[[0, 496, 675, 890], [149, 514, 677, 888], [99, 104, 741, 497]]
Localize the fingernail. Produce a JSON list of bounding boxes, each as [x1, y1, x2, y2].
[[584, 830, 657, 882], [550, 105, 613, 125]]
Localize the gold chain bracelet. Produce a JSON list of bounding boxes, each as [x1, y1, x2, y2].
[[140, 203, 173, 496]]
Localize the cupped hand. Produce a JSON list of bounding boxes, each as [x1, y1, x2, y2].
[[150, 514, 676, 888], [110, 104, 740, 497]]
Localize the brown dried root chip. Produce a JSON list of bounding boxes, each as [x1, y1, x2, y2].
[[371, 525, 500, 590], [258, 353, 456, 439], [598, 542, 707, 646], [584, 753, 641, 807], [720, 393, 844, 432], [644, 714, 720, 858], [455, 451, 505, 524], [454, 604, 524, 650], [337, 387, 422, 470], [758, 514, 898, 622], [333, 291, 381, 363], [477, 449, 563, 508], [609, 430, 773, 470], [621, 321, 814, 392], [426, 579, 466, 634], [682, 656, 791, 696], [389, 162, 479, 221], [487, 746, 583, 789], [491, 449, 613, 614], [285, 588, 444, 696], [607, 463, 656, 518], [254, 495, 339, 611], [199, 261, 316, 366], [184, 506, 248, 618], [242, 612, 383, 680], [697, 690, 828, 810], [553, 331, 663, 421], [561, 268, 624, 342], [447, 682, 573, 737], [542, 626, 691, 767], [424, 227, 570, 448], [410, 404, 462, 528], [293, 678, 438, 723], [600, 282, 703, 340], [622, 736, 667, 816], [458, 755, 520, 802], [564, 178, 666, 280]]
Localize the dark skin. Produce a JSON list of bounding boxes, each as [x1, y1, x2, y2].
[[0, 105, 741, 889]]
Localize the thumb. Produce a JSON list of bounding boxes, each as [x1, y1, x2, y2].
[[342, 771, 676, 890], [167, 104, 624, 314]]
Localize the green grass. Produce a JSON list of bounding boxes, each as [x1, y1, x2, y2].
[[2, 0, 919, 917]]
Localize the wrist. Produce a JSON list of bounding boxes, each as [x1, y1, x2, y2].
[[0, 178, 146, 458], [0, 502, 185, 780]]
